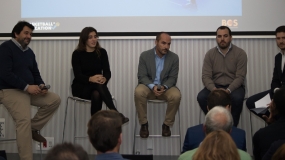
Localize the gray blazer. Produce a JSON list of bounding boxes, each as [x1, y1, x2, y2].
[[137, 47, 179, 88]]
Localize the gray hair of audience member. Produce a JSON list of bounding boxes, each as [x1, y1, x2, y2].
[[44, 142, 89, 160], [204, 106, 233, 134]]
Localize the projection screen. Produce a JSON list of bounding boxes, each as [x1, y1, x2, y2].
[[0, 0, 284, 35]]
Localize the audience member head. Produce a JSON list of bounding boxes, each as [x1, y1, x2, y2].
[[272, 143, 285, 160], [204, 106, 233, 134], [273, 86, 285, 117], [155, 32, 171, 57], [207, 89, 231, 110], [87, 110, 122, 154], [192, 130, 240, 160], [44, 142, 89, 160], [11, 21, 34, 38], [76, 27, 101, 53]]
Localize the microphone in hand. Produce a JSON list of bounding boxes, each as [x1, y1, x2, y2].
[[41, 84, 51, 90]]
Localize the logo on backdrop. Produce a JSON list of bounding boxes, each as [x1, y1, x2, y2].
[[222, 19, 238, 27], [30, 22, 60, 31]]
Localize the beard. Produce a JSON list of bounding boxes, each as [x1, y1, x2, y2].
[[278, 43, 285, 51], [218, 41, 231, 49], [18, 38, 30, 49]]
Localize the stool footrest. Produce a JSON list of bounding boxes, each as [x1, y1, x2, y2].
[[0, 138, 16, 142]]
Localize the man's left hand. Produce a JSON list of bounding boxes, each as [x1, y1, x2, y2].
[[153, 85, 165, 96], [39, 84, 48, 95]]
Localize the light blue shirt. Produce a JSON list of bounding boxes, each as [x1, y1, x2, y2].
[[147, 49, 165, 90]]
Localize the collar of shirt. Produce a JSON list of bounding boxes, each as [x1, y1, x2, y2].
[[216, 43, 232, 57], [11, 38, 29, 52]]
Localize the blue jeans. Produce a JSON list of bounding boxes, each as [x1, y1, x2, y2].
[[197, 85, 245, 127]]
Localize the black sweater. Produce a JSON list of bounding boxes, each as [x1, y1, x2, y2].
[[71, 48, 111, 96], [0, 40, 44, 90]]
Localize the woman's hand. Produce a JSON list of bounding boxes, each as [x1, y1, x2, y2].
[[89, 74, 106, 84], [89, 74, 103, 83], [98, 77, 106, 84]]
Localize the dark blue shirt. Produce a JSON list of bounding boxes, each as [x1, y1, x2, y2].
[[182, 124, 247, 153], [95, 153, 126, 160]]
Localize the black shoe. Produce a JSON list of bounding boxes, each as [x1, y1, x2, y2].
[[162, 124, 171, 137], [140, 122, 149, 138], [120, 113, 129, 124], [32, 130, 46, 142]]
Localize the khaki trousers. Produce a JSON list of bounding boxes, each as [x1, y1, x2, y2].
[[134, 84, 181, 126], [0, 89, 61, 160]]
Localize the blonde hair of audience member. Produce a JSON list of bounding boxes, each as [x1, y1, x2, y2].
[[272, 144, 285, 160], [192, 130, 240, 160], [44, 142, 89, 160]]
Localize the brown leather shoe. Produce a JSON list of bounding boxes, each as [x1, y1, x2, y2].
[[32, 130, 46, 142], [140, 123, 149, 138], [119, 113, 129, 124], [162, 124, 171, 137]]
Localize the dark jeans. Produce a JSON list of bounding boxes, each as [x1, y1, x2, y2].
[[246, 90, 271, 120], [197, 85, 245, 127]]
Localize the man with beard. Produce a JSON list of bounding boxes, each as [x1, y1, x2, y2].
[[197, 26, 247, 127], [134, 32, 181, 138], [246, 26, 285, 124], [0, 21, 61, 160]]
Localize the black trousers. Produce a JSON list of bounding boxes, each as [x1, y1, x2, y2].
[[197, 85, 245, 127], [246, 89, 271, 120], [75, 83, 117, 116]]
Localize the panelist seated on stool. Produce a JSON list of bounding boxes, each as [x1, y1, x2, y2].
[[246, 26, 285, 123], [197, 26, 247, 127], [71, 27, 128, 123], [0, 21, 61, 160], [134, 32, 181, 138]]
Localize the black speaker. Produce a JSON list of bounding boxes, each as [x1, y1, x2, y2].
[[122, 154, 153, 160], [0, 150, 7, 160]]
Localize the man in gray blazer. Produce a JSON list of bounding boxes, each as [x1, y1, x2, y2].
[[134, 32, 181, 138]]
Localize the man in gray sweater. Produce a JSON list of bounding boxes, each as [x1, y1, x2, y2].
[[197, 26, 247, 126]]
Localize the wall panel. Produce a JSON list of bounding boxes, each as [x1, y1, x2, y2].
[[0, 37, 278, 156]]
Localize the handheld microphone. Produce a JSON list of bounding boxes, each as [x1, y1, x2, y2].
[[41, 85, 51, 90], [157, 84, 161, 91]]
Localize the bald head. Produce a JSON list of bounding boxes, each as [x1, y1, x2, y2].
[[204, 106, 233, 135]]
